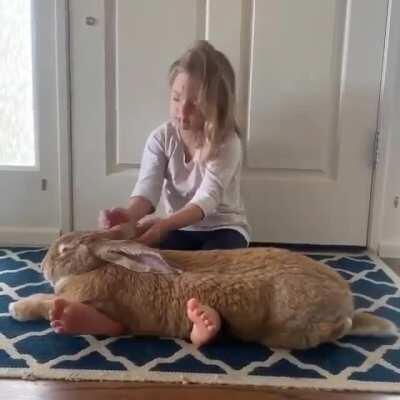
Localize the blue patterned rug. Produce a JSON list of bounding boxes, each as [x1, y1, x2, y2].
[[0, 248, 399, 392]]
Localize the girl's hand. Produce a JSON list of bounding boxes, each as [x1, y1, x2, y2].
[[98, 207, 131, 230], [135, 218, 170, 247]]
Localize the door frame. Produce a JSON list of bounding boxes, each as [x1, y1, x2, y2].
[[56, 0, 73, 235], [368, 0, 399, 254], [61, 0, 398, 251]]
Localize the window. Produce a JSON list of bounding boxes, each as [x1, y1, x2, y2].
[[0, 0, 35, 166]]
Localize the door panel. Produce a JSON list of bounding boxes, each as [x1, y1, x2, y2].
[[242, 0, 387, 244]]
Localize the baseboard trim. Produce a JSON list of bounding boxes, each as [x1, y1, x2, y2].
[[250, 242, 366, 253], [379, 241, 400, 258], [0, 227, 60, 247]]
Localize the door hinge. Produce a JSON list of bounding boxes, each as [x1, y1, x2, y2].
[[374, 130, 381, 167]]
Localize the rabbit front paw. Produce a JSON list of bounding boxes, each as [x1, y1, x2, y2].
[[9, 301, 32, 321], [9, 294, 55, 321]]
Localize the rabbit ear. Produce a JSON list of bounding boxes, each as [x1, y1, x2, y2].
[[90, 240, 182, 275]]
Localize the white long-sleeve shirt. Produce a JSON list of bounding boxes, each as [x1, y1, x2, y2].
[[131, 121, 250, 241]]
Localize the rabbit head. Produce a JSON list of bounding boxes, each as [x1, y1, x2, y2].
[[41, 230, 182, 286], [41, 231, 106, 285]]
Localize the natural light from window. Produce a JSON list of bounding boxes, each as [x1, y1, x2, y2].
[[0, 0, 35, 167]]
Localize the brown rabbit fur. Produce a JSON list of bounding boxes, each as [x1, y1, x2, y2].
[[9, 230, 397, 349]]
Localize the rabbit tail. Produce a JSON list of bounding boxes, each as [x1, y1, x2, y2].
[[345, 312, 398, 337]]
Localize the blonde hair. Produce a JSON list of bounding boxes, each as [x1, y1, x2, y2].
[[169, 40, 239, 161]]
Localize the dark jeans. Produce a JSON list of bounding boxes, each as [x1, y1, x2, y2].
[[159, 229, 248, 250]]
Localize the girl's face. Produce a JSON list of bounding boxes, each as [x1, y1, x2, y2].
[[169, 72, 205, 133]]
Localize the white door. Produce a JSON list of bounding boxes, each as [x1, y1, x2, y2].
[[0, 0, 62, 245], [70, 0, 387, 245]]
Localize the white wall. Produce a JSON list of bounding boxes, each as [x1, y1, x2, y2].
[[379, 0, 400, 258]]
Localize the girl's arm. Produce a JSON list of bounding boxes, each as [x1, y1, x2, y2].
[[130, 129, 168, 210], [101, 196, 153, 240], [135, 204, 203, 246], [188, 134, 242, 218], [106, 128, 168, 239], [162, 204, 204, 231], [126, 196, 154, 224]]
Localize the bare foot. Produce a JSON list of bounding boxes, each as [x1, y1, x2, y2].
[[187, 298, 221, 347], [49, 298, 125, 336]]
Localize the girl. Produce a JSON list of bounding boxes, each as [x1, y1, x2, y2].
[[50, 41, 250, 346], [99, 40, 250, 250]]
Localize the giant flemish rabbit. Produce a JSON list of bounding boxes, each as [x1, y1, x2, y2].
[[9, 228, 397, 349]]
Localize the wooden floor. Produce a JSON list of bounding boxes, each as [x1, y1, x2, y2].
[[1, 380, 400, 400], [1, 259, 399, 400], [383, 258, 400, 272]]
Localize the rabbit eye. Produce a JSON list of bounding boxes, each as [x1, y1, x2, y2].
[[59, 244, 70, 254]]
